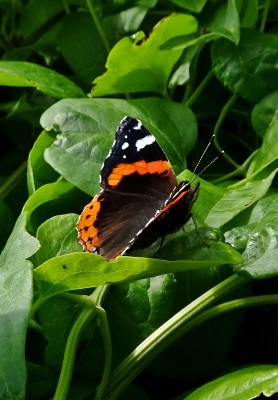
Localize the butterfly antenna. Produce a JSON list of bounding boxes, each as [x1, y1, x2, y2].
[[190, 134, 224, 183], [191, 151, 225, 183]]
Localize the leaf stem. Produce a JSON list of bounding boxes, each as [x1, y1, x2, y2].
[[86, 0, 111, 53], [260, 0, 271, 33], [0, 160, 27, 200], [95, 307, 112, 400], [194, 294, 278, 326], [103, 274, 248, 400], [53, 304, 97, 400], [184, 70, 213, 108], [53, 285, 110, 400], [213, 94, 240, 169]]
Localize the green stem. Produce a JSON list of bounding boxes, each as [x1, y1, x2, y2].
[[53, 305, 97, 400], [185, 70, 213, 108], [212, 151, 257, 184], [213, 94, 240, 169], [0, 160, 27, 200], [260, 0, 270, 33], [86, 0, 111, 53], [103, 274, 248, 400], [95, 307, 112, 400], [53, 286, 110, 400], [187, 294, 278, 331]]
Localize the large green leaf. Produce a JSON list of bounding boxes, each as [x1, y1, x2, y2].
[[41, 97, 197, 196], [91, 14, 198, 96], [34, 242, 242, 304], [211, 30, 278, 102], [0, 213, 40, 399], [0, 61, 85, 98], [184, 365, 278, 399]]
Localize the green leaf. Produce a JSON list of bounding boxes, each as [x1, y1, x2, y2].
[[34, 242, 242, 303], [184, 365, 278, 399], [200, 0, 240, 44], [91, 14, 198, 96], [211, 30, 278, 102], [39, 297, 80, 369], [205, 169, 277, 228], [23, 180, 77, 233], [103, 6, 150, 43], [41, 97, 197, 195], [162, 0, 240, 51], [19, 0, 67, 38], [251, 90, 278, 138], [57, 12, 108, 85], [0, 213, 40, 399], [169, 0, 207, 13], [238, 0, 258, 28], [105, 274, 179, 364], [0, 61, 85, 98], [0, 200, 13, 251], [32, 214, 81, 267], [247, 111, 278, 177], [227, 194, 278, 279], [27, 130, 59, 194]]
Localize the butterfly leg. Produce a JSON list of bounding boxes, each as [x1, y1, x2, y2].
[[191, 214, 210, 248]]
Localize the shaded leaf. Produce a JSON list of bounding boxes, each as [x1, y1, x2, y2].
[[169, 0, 207, 13], [211, 30, 278, 102], [57, 12, 108, 85], [19, 0, 67, 38], [200, 0, 240, 44]]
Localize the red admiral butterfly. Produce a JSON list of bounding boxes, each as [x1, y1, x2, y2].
[[77, 117, 200, 260]]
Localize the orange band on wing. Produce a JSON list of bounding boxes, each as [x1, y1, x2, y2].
[[108, 160, 171, 187], [77, 194, 102, 251]]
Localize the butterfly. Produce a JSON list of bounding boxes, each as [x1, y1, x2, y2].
[[77, 116, 199, 260]]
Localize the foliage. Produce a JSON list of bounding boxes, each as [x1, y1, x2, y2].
[[0, 0, 278, 399]]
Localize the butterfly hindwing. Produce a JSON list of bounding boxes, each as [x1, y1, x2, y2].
[[77, 116, 179, 259]]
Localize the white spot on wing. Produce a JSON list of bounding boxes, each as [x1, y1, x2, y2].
[[135, 135, 156, 151], [133, 121, 142, 130], [122, 142, 129, 150]]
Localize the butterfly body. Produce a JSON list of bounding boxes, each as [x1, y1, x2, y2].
[[77, 117, 199, 260]]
